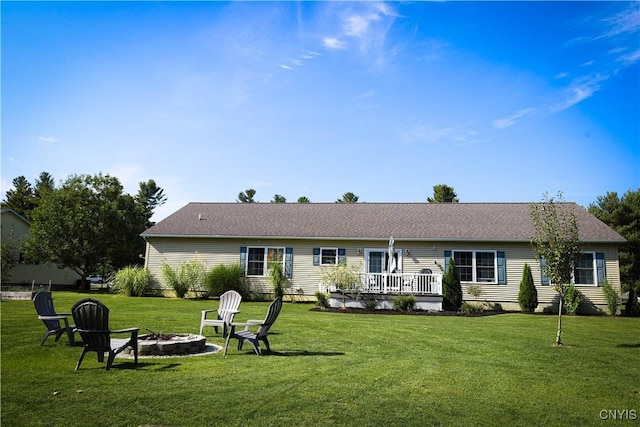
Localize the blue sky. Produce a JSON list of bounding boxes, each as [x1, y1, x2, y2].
[[2, 1, 639, 221]]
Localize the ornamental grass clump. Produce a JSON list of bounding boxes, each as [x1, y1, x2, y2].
[[162, 260, 205, 298], [111, 266, 153, 297], [204, 263, 248, 298]]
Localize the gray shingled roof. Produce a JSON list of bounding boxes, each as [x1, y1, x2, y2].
[[142, 202, 625, 243]]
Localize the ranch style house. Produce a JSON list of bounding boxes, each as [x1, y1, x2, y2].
[[141, 202, 625, 313]]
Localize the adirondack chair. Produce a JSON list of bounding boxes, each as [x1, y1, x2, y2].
[[199, 290, 242, 336], [33, 291, 75, 346], [71, 298, 139, 371], [223, 297, 283, 356]]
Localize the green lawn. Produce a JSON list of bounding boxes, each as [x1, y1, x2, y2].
[[2, 292, 639, 426]]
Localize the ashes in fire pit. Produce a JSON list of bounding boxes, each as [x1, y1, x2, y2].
[[123, 332, 207, 356]]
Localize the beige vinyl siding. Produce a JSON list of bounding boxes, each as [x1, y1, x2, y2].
[[445, 242, 621, 311], [530, 245, 621, 310], [1, 210, 81, 286], [145, 237, 621, 310], [146, 238, 369, 296]]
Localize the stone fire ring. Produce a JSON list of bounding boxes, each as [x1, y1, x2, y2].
[[118, 333, 222, 358]]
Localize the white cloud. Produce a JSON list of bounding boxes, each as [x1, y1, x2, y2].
[[301, 51, 321, 59], [401, 124, 480, 145], [354, 89, 377, 100], [320, 1, 399, 68], [492, 108, 535, 129], [617, 48, 640, 65], [344, 14, 378, 37], [550, 75, 608, 112], [596, 7, 640, 40], [280, 64, 294, 70], [323, 37, 346, 50], [38, 136, 57, 143]]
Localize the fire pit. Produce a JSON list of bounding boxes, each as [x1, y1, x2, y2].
[[121, 331, 208, 357]]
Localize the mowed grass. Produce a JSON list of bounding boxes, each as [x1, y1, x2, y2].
[[1, 292, 639, 426]]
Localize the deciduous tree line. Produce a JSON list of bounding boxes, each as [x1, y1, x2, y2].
[[1, 172, 166, 289]]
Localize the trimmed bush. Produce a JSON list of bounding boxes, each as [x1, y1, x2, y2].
[[363, 297, 378, 310], [392, 295, 416, 312], [518, 263, 538, 313], [315, 291, 329, 309], [204, 263, 248, 298], [461, 301, 483, 314], [443, 258, 462, 309], [562, 284, 584, 315], [111, 266, 153, 297], [601, 278, 619, 315]]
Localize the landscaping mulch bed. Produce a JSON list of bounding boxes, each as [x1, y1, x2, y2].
[[310, 306, 519, 317]]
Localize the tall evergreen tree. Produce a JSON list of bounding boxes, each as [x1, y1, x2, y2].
[[588, 189, 639, 294], [136, 179, 167, 225], [34, 172, 56, 197], [2, 176, 36, 219], [237, 188, 257, 203], [336, 192, 359, 203], [427, 184, 459, 203]]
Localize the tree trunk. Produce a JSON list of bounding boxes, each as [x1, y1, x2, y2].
[[555, 295, 563, 346]]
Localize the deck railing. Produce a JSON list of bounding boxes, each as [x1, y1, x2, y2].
[[322, 273, 442, 296]]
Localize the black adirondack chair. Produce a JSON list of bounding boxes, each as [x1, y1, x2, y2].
[[33, 291, 75, 346], [224, 297, 283, 356], [71, 298, 139, 371]]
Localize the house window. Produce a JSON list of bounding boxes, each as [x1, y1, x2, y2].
[[246, 247, 284, 276], [574, 252, 595, 285], [453, 250, 496, 283], [320, 248, 338, 265], [540, 251, 605, 286]]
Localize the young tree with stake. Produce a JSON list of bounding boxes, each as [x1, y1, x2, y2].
[[530, 192, 581, 346]]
